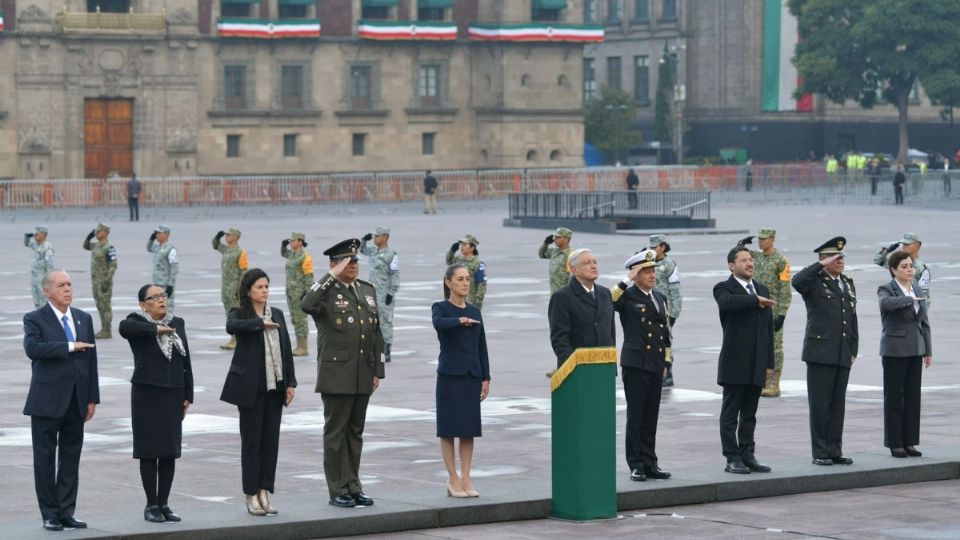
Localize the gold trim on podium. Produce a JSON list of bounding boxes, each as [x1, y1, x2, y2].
[[550, 347, 617, 392]]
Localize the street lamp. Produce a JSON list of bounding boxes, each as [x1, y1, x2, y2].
[[605, 103, 628, 165], [669, 41, 686, 165]]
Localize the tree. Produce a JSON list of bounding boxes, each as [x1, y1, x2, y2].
[[653, 45, 674, 146], [923, 70, 960, 159], [788, 0, 960, 165], [584, 85, 643, 164]]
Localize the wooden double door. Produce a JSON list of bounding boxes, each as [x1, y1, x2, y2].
[[84, 98, 133, 179]]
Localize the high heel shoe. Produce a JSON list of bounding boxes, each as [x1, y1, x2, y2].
[[904, 446, 923, 457], [446, 480, 468, 498], [245, 494, 266, 516], [890, 447, 909, 458], [464, 488, 479, 498], [258, 489, 278, 515]]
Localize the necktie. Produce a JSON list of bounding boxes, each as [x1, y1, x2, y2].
[[836, 278, 844, 294], [746, 283, 757, 296], [61, 315, 75, 342], [589, 289, 595, 299], [650, 292, 659, 312]]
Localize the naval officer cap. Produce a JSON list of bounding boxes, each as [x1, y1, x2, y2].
[[155, 224, 171, 233], [374, 226, 390, 236], [900, 232, 921, 245], [324, 238, 362, 261], [814, 236, 846, 257], [757, 227, 776, 239], [624, 249, 657, 270], [94, 223, 110, 233]]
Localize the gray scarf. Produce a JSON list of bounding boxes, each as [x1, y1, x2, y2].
[[138, 310, 186, 361], [261, 303, 284, 390]]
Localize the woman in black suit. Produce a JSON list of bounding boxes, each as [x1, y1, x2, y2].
[[220, 268, 297, 515], [432, 264, 491, 498], [878, 250, 932, 458], [118, 284, 194, 523]]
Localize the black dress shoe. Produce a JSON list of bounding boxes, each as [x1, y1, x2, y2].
[[724, 461, 751, 474], [60, 515, 87, 528], [904, 446, 922, 457], [329, 495, 357, 508], [812, 458, 833, 466], [890, 447, 909, 458], [743, 459, 772, 473], [160, 505, 182, 522], [643, 466, 671, 480], [352, 492, 374, 506], [830, 456, 854, 465], [144, 505, 165, 523], [42, 518, 63, 531], [662, 373, 675, 387], [630, 468, 646, 481]]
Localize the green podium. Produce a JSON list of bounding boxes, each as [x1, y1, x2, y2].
[[550, 347, 618, 521]]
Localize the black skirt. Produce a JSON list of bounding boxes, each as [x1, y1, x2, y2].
[[131, 383, 185, 459], [436, 374, 482, 438]]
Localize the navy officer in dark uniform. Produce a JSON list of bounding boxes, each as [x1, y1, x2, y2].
[[791, 236, 859, 466], [301, 239, 385, 508], [610, 249, 672, 482]]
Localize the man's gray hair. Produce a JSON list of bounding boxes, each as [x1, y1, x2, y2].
[[568, 248, 593, 270], [41, 269, 67, 290]]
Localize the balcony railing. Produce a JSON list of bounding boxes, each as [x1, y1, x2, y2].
[[57, 8, 166, 34]]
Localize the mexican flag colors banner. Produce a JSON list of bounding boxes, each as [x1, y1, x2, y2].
[[357, 20, 457, 40], [468, 23, 603, 43], [217, 19, 321, 38], [761, 0, 812, 112]]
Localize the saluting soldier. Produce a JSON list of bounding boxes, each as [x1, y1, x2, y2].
[[360, 226, 399, 363], [650, 234, 682, 386], [301, 239, 385, 509], [445, 234, 487, 310], [792, 236, 858, 466], [214, 227, 249, 350], [147, 225, 179, 313], [24, 226, 55, 308], [282, 232, 314, 356], [538, 227, 573, 295], [738, 228, 792, 397], [83, 223, 118, 338], [874, 233, 931, 305]]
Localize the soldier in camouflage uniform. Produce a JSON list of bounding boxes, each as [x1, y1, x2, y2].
[[24, 226, 55, 308], [739, 228, 792, 397], [873, 233, 931, 305], [83, 223, 118, 339], [446, 234, 487, 310], [213, 227, 249, 350], [360, 226, 400, 362], [650, 234, 682, 386], [538, 226, 573, 295], [147, 224, 179, 313], [282, 232, 314, 356]]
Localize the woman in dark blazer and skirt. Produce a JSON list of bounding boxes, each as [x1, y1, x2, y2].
[[432, 264, 491, 498], [878, 250, 932, 458], [119, 284, 194, 523], [220, 268, 297, 515]]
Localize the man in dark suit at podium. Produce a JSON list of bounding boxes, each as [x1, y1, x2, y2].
[[548, 248, 615, 369], [23, 270, 100, 531]]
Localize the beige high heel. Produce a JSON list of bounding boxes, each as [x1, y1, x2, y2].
[[258, 489, 278, 515], [245, 494, 266, 516], [446, 480, 468, 498], [464, 488, 479, 497]]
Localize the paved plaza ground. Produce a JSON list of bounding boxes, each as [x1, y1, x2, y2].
[[1, 197, 959, 539]]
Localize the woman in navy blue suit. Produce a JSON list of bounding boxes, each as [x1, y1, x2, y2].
[[432, 264, 491, 498]]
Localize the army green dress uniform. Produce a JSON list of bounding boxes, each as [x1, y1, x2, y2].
[[301, 239, 385, 507], [214, 228, 250, 350], [650, 234, 682, 386], [282, 232, 314, 356], [538, 227, 573, 295], [874, 233, 931, 305], [360, 226, 399, 362], [740, 228, 792, 397], [83, 223, 118, 338], [24, 226, 55, 309], [445, 234, 487, 310], [147, 224, 179, 312]]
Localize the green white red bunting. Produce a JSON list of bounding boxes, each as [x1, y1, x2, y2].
[[468, 23, 603, 43], [357, 20, 457, 41], [218, 19, 321, 38]]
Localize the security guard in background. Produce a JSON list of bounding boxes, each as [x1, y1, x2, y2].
[[83, 223, 118, 338], [283, 232, 314, 356], [301, 239, 385, 508], [213, 227, 249, 350], [24, 225, 55, 308], [446, 234, 487, 310], [650, 233, 682, 386], [538, 227, 573, 295], [147, 224, 179, 312], [360, 226, 399, 362]]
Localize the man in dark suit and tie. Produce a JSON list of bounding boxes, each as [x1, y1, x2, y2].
[[713, 246, 775, 474], [792, 236, 859, 466], [23, 270, 100, 531], [610, 249, 672, 481], [548, 248, 615, 369]]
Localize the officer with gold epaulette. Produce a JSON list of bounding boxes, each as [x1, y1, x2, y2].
[[301, 238, 385, 508], [791, 236, 858, 466]]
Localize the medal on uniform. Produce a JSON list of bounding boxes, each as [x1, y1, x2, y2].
[[348, 316, 354, 323], [337, 294, 343, 299], [336, 318, 342, 325], [365, 295, 375, 307]]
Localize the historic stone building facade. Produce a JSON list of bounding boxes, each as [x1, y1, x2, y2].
[[1, 0, 599, 179]]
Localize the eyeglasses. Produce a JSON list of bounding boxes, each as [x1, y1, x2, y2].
[[144, 293, 168, 302]]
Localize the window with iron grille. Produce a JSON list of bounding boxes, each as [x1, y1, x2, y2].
[[224, 65, 247, 110], [226, 134, 241, 158], [349, 65, 373, 110], [422, 132, 435, 155], [283, 134, 298, 157], [352, 133, 366, 156], [280, 65, 304, 110]]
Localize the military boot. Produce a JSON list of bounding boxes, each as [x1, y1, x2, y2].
[[761, 370, 781, 397], [95, 328, 112, 339], [220, 335, 237, 350], [384, 343, 392, 363], [292, 335, 309, 357]]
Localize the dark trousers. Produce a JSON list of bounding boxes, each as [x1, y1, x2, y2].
[[719, 384, 762, 462], [31, 402, 85, 520], [128, 196, 139, 221], [870, 176, 879, 195], [882, 356, 922, 448], [894, 184, 904, 204], [238, 390, 284, 495], [627, 190, 638, 209], [321, 394, 370, 498], [622, 365, 663, 470], [806, 363, 850, 459]]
